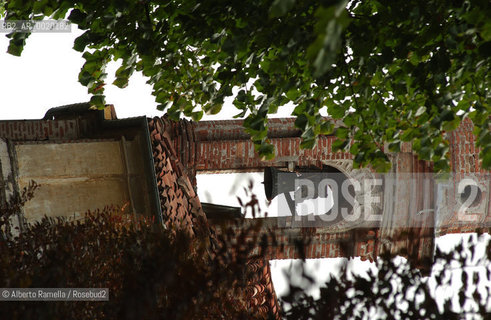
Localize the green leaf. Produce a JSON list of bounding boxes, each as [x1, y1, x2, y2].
[[335, 127, 349, 139], [300, 138, 316, 149], [7, 33, 28, 56], [78, 71, 93, 86], [443, 118, 460, 132], [332, 139, 348, 151], [400, 128, 417, 142], [308, 2, 350, 77], [73, 32, 90, 52], [204, 103, 222, 115], [319, 121, 334, 135], [67, 8, 87, 25], [89, 95, 105, 108], [286, 88, 301, 101], [349, 142, 359, 154], [7, 42, 23, 56], [191, 111, 203, 121], [294, 114, 308, 129], [415, 106, 426, 117], [269, 0, 296, 18], [481, 148, 491, 168], [419, 147, 434, 160], [439, 109, 454, 122], [112, 77, 128, 89], [327, 103, 345, 119], [257, 143, 275, 160], [388, 141, 401, 152]]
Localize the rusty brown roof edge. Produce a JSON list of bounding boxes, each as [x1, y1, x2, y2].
[[141, 117, 164, 226]]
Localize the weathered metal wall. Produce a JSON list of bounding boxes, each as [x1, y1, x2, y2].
[[0, 138, 152, 223], [15, 141, 129, 221]]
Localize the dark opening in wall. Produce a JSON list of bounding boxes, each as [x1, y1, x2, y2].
[[263, 165, 355, 222]]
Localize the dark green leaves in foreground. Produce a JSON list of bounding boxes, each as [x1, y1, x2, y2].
[[3, 0, 491, 171]]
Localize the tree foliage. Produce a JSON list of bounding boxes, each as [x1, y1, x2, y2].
[[0, 184, 273, 319], [2, 0, 491, 170]]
